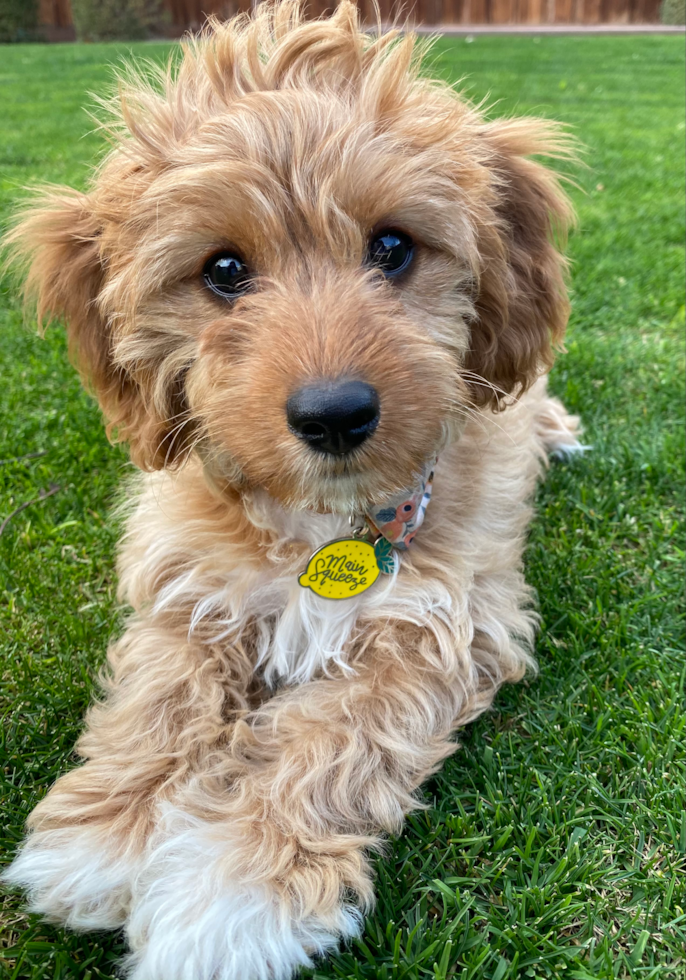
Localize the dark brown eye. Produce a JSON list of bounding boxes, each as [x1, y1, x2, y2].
[[203, 252, 253, 298], [367, 230, 414, 277]]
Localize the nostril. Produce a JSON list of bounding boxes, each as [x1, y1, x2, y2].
[[300, 422, 328, 439], [287, 380, 380, 456]]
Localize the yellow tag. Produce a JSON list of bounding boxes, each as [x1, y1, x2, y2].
[[298, 538, 380, 600]]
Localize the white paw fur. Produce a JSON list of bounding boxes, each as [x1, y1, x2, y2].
[[2, 826, 135, 930], [125, 807, 361, 980], [536, 395, 591, 458]]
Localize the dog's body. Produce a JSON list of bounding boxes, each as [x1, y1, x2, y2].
[[4, 4, 582, 977]]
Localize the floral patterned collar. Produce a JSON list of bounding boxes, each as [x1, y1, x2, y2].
[[366, 455, 436, 552]]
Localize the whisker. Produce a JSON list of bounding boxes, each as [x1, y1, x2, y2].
[[453, 397, 518, 446], [161, 416, 194, 469], [460, 370, 512, 401]]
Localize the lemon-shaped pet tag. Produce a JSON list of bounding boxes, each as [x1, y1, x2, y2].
[[298, 538, 380, 600]]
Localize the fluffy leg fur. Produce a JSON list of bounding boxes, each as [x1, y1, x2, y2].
[[122, 616, 510, 980], [124, 806, 361, 980], [2, 825, 136, 931], [2, 619, 257, 929]]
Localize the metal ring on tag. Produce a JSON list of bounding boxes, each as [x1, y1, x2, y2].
[[348, 513, 369, 540]]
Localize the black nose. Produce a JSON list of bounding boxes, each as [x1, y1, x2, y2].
[[286, 380, 380, 456]]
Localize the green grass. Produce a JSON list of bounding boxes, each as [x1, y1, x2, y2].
[[0, 33, 684, 980]]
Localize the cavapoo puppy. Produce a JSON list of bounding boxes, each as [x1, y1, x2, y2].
[[3, 2, 583, 977]]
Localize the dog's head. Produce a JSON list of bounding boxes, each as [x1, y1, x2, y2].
[[7, 1, 573, 513]]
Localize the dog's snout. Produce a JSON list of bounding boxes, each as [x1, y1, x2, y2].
[[287, 380, 380, 455]]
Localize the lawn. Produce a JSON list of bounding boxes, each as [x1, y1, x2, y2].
[[0, 31, 684, 980]]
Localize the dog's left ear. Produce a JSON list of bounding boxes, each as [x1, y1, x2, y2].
[[466, 118, 575, 408]]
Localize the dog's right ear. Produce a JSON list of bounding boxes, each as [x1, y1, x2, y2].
[[5, 187, 180, 470], [7, 187, 111, 395]]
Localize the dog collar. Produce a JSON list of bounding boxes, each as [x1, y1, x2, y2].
[[298, 456, 436, 600], [365, 456, 436, 552]]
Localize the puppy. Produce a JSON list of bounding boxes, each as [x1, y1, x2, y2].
[[3, 3, 583, 977]]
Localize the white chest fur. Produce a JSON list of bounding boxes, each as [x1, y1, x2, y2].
[[149, 491, 403, 687]]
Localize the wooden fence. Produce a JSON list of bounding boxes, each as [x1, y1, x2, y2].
[[308, 0, 663, 21], [38, 0, 665, 40]]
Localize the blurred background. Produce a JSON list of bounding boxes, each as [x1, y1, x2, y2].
[[1, 0, 684, 44]]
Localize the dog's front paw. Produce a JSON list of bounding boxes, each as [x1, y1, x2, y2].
[[2, 826, 135, 930], [125, 808, 361, 980], [537, 395, 590, 458]]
